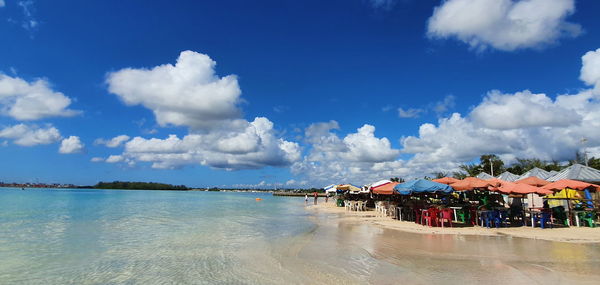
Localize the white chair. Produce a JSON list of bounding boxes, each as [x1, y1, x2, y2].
[[344, 200, 351, 211]]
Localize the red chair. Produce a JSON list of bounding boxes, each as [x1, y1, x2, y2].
[[414, 209, 423, 225], [423, 208, 439, 227], [439, 208, 454, 228], [468, 208, 478, 226]]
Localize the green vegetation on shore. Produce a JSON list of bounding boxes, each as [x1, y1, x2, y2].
[[94, 181, 189, 191]]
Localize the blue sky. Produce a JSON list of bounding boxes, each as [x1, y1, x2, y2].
[[1, 0, 600, 187]]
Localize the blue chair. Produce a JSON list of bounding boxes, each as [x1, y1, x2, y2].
[[533, 211, 553, 229], [491, 210, 506, 228], [479, 211, 492, 228]]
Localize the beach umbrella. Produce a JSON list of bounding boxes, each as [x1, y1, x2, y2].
[[450, 177, 491, 191], [542, 179, 600, 192], [515, 176, 549, 187], [336, 184, 361, 192], [371, 182, 400, 195], [324, 184, 337, 194], [489, 181, 552, 195], [394, 179, 453, 195], [370, 179, 392, 188], [432, 177, 459, 185]]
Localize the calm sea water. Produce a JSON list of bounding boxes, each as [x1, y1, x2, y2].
[[0, 188, 313, 284], [3, 188, 600, 284]]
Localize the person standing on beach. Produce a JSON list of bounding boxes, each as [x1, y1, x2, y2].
[[325, 193, 328, 203], [305, 194, 308, 204], [313, 192, 318, 205]]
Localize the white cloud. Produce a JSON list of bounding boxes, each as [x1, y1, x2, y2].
[[401, 89, 600, 170], [433, 94, 455, 115], [0, 74, 79, 120], [105, 155, 125, 163], [106, 51, 241, 130], [94, 135, 130, 148], [397, 107, 424, 118], [470, 90, 580, 129], [59, 136, 84, 154], [90, 157, 104, 162], [107, 117, 300, 170], [292, 122, 403, 185], [0, 124, 61, 146], [0, 1, 5, 8], [17, 0, 38, 32], [427, 0, 581, 51], [581, 48, 600, 92]]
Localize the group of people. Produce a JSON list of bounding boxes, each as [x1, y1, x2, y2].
[[305, 192, 328, 205]]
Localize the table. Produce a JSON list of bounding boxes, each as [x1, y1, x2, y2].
[[449, 206, 462, 222]]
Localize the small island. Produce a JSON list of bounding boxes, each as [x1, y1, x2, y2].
[[94, 181, 190, 191]]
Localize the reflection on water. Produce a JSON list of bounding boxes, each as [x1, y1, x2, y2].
[[297, 210, 600, 284], [1, 188, 599, 284]]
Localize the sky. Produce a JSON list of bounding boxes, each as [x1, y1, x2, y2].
[[1, 0, 600, 188]]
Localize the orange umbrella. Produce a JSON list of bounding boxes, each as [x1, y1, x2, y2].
[[515, 176, 550, 187], [542, 179, 600, 192], [486, 177, 506, 187], [450, 177, 492, 191], [432, 177, 459, 185], [371, 182, 400, 195], [490, 181, 552, 195]]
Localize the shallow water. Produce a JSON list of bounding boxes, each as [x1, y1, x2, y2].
[[1, 188, 599, 284]]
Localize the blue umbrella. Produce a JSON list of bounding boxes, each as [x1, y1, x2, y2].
[[394, 179, 453, 195]]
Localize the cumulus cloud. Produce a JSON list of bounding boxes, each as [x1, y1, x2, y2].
[[106, 51, 241, 130], [0, 74, 79, 120], [470, 90, 580, 129], [0, 124, 61, 146], [427, 0, 581, 51], [104, 51, 302, 171], [59, 136, 84, 154], [397, 107, 424, 118], [94, 135, 130, 148], [401, 73, 600, 171], [581, 48, 600, 92], [106, 117, 300, 170], [292, 122, 404, 185]]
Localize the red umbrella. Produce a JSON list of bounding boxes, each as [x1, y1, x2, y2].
[[542, 179, 600, 191], [450, 177, 492, 191], [490, 181, 552, 195], [432, 177, 460, 185], [515, 176, 550, 187], [371, 182, 399, 195]]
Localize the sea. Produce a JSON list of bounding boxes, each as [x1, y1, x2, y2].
[[1, 188, 599, 284]]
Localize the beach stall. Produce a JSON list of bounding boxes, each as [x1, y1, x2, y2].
[[518, 167, 552, 180], [496, 171, 520, 182], [432, 177, 459, 185], [392, 179, 454, 225], [543, 179, 600, 227], [476, 172, 494, 180]]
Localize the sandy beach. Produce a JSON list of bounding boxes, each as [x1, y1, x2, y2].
[[308, 201, 600, 243]]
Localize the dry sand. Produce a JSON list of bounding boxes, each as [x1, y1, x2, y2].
[[309, 201, 600, 243]]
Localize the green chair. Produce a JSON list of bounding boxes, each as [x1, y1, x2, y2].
[[456, 208, 470, 224], [578, 211, 596, 228]]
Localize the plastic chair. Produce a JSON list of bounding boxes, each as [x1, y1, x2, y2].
[[439, 208, 453, 228], [534, 211, 552, 229], [423, 208, 439, 227], [490, 210, 506, 228], [414, 209, 423, 225], [578, 211, 596, 228]]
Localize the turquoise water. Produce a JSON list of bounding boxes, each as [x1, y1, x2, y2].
[[0, 188, 313, 284]]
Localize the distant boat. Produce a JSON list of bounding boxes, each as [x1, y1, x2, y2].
[[21, 187, 25, 190]]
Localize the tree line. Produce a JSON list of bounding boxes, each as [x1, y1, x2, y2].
[[94, 181, 189, 190], [433, 153, 600, 179]]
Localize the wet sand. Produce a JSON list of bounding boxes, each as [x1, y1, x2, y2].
[[279, 201, 600, 284]]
